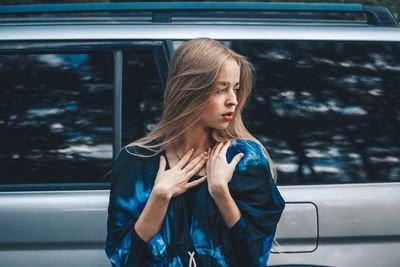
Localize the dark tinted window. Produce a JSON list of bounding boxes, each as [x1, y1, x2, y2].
[[230, 41, 400, 185], [122, 50, 163, 147], [0, 53, 113, 185]]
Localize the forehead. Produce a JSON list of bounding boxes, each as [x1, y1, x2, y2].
[[216, 58, 240, 83]]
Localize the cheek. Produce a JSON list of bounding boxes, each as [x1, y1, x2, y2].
[[201, 100, 220, 122], [204, 100, 220, 116]]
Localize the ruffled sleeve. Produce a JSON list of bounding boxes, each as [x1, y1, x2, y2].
[[105, 147, 153, 266], [227, 140, 286, 267]]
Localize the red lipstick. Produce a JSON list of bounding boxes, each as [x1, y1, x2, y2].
[[223, 115, 233, 121], [222, 112, 234, 121]]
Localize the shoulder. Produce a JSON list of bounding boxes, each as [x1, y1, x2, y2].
[[227, 139, 268, 169], [117, 145, 160, 161], [110, 146, 160, 190], [227, 139, 275, 196], [112, 145, 160, 177], [228, 139, 264, 156]]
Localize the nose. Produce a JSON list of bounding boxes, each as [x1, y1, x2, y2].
[[226, 89, 238, 106]]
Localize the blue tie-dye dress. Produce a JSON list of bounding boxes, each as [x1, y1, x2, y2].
[[105, 139, 286, 267]]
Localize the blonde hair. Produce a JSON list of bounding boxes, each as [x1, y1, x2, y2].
[[127, 38, 277, 175]]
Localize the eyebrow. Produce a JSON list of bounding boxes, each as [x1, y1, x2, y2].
[[216, 81, 240, 86]]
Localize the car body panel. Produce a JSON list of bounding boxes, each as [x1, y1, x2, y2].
[[1, 182, 399, 266], [271, 182, 400, 266]]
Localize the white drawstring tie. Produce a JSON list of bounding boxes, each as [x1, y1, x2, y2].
[[188, 251, 197, 267]]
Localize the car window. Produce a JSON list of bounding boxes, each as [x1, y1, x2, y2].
[[236, 41, 400, 185], [0, 41, 170, 189], [174, 40, 400, 186], [3, 40, 399, 187], [122, 50, 163, 147], [0, 52, 114, 185]]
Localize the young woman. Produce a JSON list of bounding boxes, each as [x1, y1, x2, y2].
[[105, 38, 286, 267]]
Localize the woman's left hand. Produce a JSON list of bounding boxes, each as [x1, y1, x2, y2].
[[206, 140, 244, 197]]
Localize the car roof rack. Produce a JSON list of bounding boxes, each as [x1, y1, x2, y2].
[[0, 2, 398, 27]]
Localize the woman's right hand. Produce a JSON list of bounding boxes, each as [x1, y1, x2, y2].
[[153, 148, 208, 199]]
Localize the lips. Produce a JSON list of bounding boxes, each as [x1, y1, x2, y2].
[[222, 111, 234, 121]]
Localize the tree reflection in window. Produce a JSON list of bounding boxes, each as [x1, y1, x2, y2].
[[230, 41, 400, 185], [0, 53, 113, 184]]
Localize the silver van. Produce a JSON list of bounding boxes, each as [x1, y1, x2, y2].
[[1, 2, 400, 266]]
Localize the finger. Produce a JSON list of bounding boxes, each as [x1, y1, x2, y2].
[[159, 155, 166, 172], [229, 153, 244, 167], [186, 176, 207, 189], [184, 156, 208, 180], [176, 148, 194, 169], [211, 142, 224, 158], [214, 141, 227, 157], [220, 140, 231, 156], [182, 152, 206, 173], [210, 143, 217, 157]]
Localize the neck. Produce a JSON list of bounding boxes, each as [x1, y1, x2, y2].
[[176, 125, 212, 157]]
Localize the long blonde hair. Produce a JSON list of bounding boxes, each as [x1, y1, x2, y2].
[[126, 38, 277, 178], [126, 37, 283, 253]]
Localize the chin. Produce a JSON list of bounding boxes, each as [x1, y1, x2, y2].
[[213, 122, 230, 130], [205, 119, 230, 130]]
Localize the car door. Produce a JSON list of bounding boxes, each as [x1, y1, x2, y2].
[[0, 38, 171, 267], [215, 34, 400, 267], [168, 28, 400, 267]]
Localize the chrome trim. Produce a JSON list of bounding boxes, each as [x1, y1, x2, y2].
[[1, 24, 400, 42], [113, 50, 123, 157]]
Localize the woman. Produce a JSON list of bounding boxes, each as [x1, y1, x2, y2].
[[105, 38, 286, 267]]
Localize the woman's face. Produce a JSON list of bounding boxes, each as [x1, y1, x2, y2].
[[199, 58, 240, 130]]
